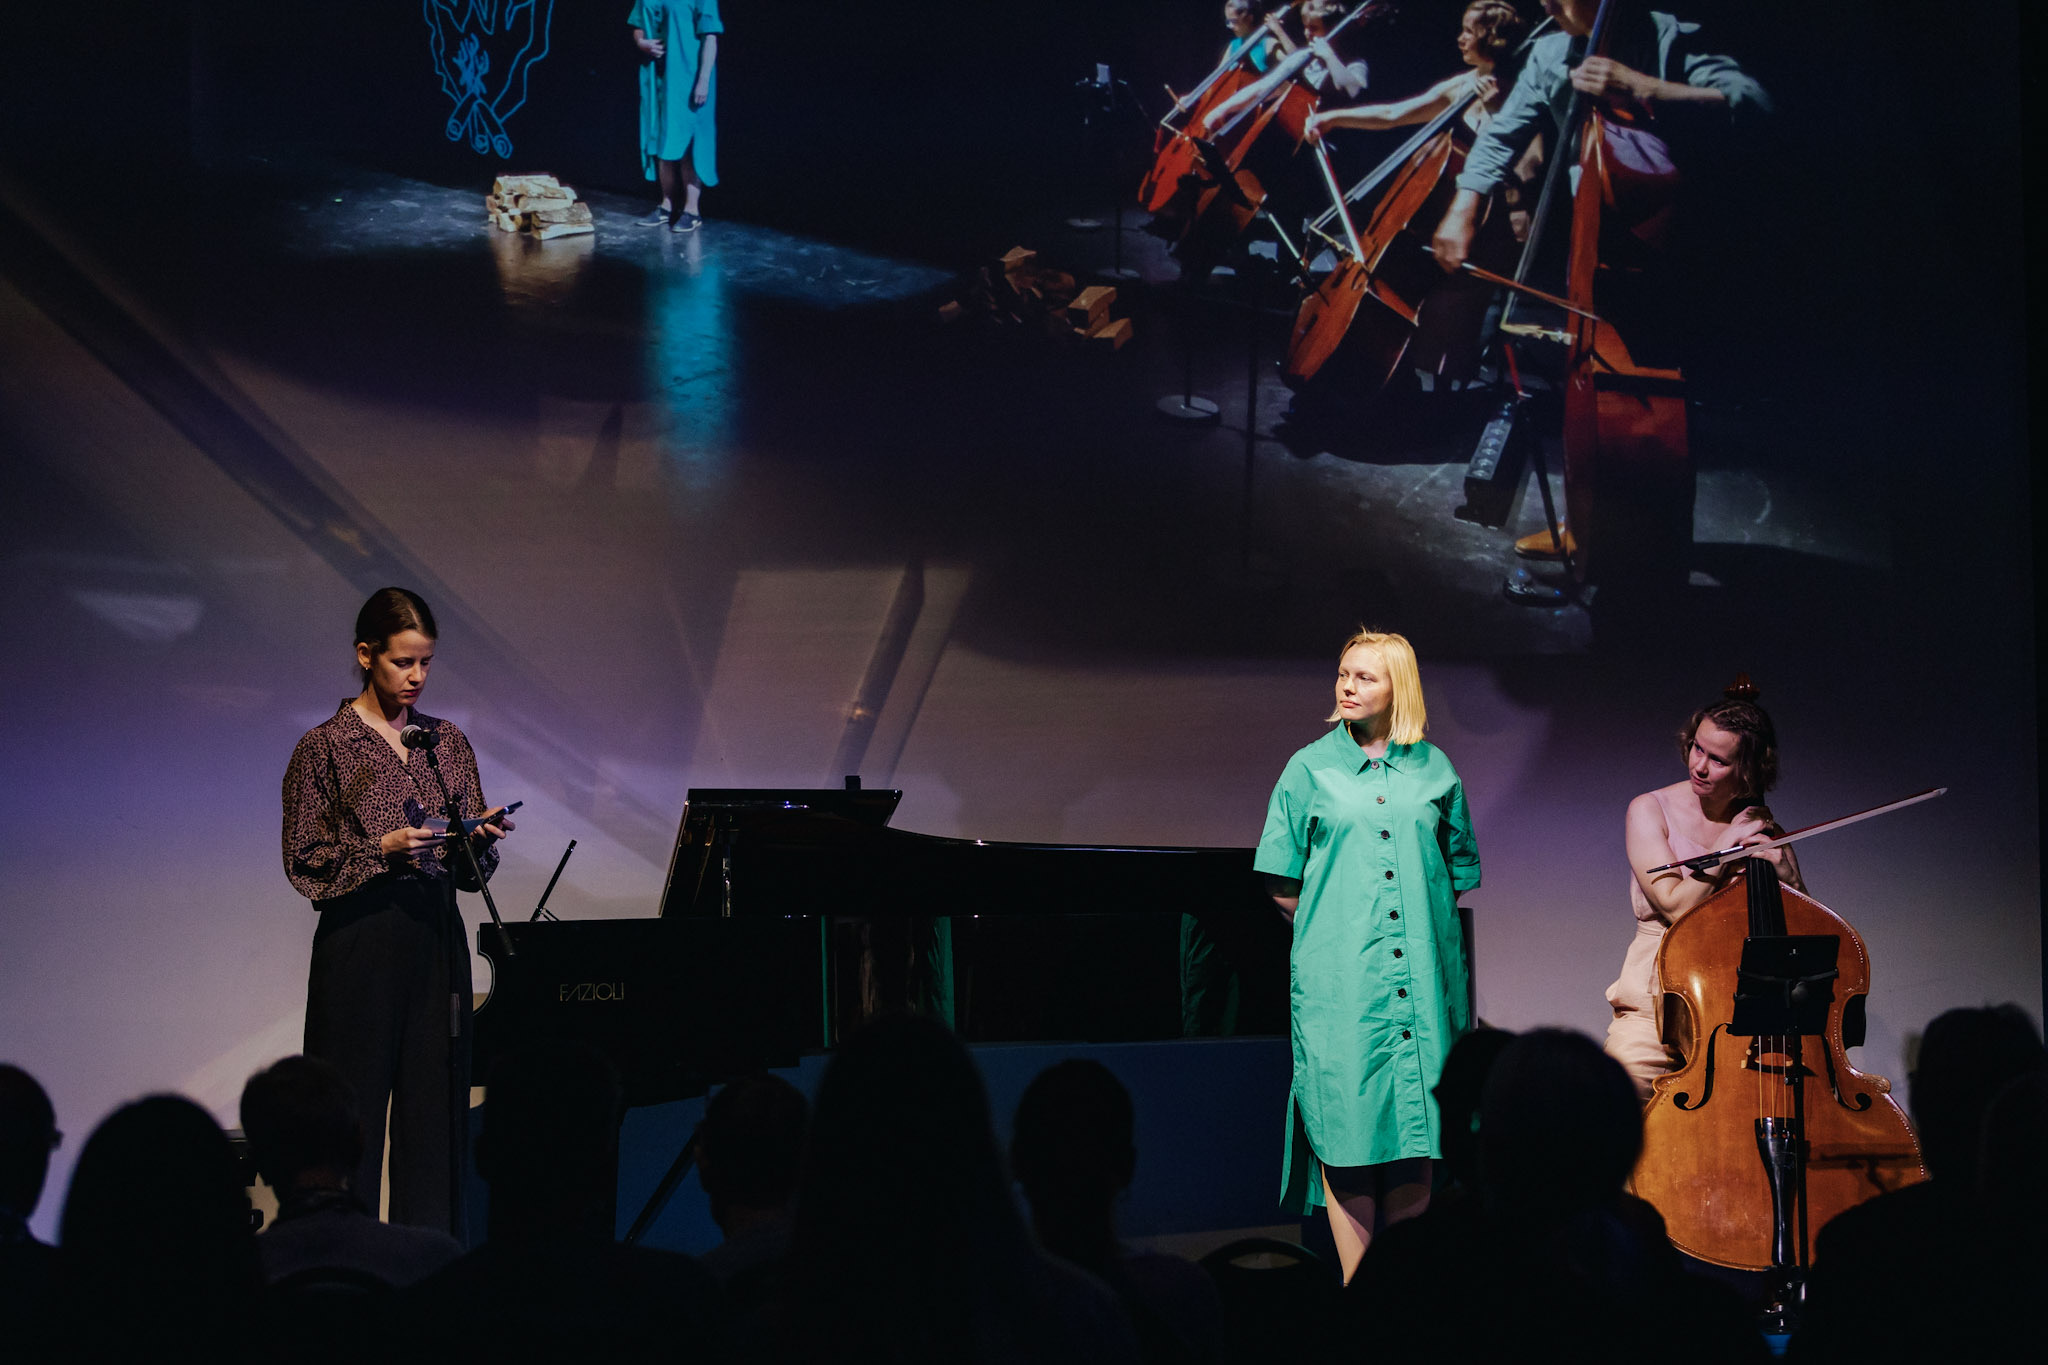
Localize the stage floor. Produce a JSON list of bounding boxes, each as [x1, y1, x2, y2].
[[8, 154, 1891, 671]]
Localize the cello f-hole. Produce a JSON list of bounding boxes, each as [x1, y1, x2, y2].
[[1671, 1021, 1726, 1112]]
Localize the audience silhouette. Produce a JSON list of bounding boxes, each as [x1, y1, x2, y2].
[[1012, 1058, 1224, 1364], [1425, 1025, 1516, 1203], [734, 1013, 1139, 1363], [1796, 1004, 2045, 1360], [52, 1094, 263, 1361], [387, 1040, 721, 1360], [696, 1071, 806, 1306], [240, 1054, 461, 1287], [0, 1065, 61, 1339], [1350, 1027, 1765, 1363], [17, 1004, 2041, 1361]]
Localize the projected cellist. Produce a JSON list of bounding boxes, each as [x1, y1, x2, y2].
[[1219, 0, 1285, 78], [1300, 0, 1531, 389], [1200, 0, 1369, 135], [1430, 0, 1768, 577]]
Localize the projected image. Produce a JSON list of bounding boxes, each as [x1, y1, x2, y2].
[[424, 0, 555, 158]]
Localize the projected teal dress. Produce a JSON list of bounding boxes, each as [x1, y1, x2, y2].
[[1255, 727, 1479, 1213], [631, 0, 722, 185]]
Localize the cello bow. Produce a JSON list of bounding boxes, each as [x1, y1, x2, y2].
[[1649, 788, 1950, 875]]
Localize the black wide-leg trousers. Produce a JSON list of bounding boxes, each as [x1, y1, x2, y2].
[[304, 875, 471, 1239]]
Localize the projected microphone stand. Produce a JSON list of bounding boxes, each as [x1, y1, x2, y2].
[[417, 734, 515, 1240]]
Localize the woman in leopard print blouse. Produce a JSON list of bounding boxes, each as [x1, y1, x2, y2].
[[281, 587, 512, 1236]]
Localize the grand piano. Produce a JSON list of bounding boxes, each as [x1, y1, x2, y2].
[[473, 783, 1291, 1105]]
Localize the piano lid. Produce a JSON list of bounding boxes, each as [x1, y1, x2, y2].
[[657, 786, 1263, 921]]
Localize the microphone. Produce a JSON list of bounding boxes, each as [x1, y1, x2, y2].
[[399, 724, 441, 751]]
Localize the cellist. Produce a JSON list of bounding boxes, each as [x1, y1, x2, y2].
[[1432, 0, 1768, 274], [1200, 0, 1369, 136], [1428, 0, 1769, 558], [1301, 0, 1525, 142], [1220, 0, 1285, 79], [1300, 0, 1531, 389], [1607, 682, 1802, 1099]]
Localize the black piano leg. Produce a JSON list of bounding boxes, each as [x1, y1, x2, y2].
[[622, 1124, 701, 1245]]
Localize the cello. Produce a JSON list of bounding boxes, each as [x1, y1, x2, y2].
[[1139, 4, 1297, 216], [1283, 81, 1483, 389], [1169, 2, 1385, 271], [1633, 806, 1928, 1317], [1470, 0, 1689, 586], [1557, 60, 1690, 587], [1283, 15, 1554, 390]]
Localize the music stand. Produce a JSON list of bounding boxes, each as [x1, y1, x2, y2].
[[1727, 929, 1841, 1332]]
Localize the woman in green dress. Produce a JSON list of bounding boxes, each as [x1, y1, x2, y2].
[[1255, 629, 1479, 1282], [630, 1, 722, 231]]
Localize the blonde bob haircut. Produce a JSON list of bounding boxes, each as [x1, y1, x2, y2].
[[1325, 628, 1428, 744]]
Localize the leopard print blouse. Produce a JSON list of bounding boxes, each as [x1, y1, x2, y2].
[[282, 702, 500, 904]]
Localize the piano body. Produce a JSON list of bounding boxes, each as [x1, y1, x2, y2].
[[474, 785, 1291, 1105]]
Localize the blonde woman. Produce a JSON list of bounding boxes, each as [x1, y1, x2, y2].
[[1254, 629, 1479, 1283]]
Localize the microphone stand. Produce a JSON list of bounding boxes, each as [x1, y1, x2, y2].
[[418, 740, 513, 1242], [420, 741, 516, 960]]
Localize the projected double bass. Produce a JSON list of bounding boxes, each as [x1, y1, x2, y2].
[[1431, 0, 1769, 588]]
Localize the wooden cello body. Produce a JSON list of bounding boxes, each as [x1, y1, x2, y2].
[[1168, 78, 1321, 271], [1633, 863, 1927, 1271], [1141, 65, 1262, 215], [1283, 114, 1475, 389], [1559, 106, 1692, 586]]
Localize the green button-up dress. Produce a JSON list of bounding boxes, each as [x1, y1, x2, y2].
[[1255, 727, 1480, 1213], [630, 0, 722, 185]]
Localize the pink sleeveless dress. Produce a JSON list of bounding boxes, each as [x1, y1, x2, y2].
[[1602, 787, 1710, 1099]]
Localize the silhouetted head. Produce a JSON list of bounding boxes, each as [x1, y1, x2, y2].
[[0, 1064, 58, 1219], [1433, 1027, 1516, 1191], [1012, 1059, 1137, 1215], [1479, 1029, 1641, 1220], [1977, 1070, 2047, 1226], [60, 1094, 260, 1335], [0, 1065, 57, 1223], [238, 1055, 363, 1198], [1909, 1005, 2046, 1186], [794, 1014, 1021, 1284], [477, 1042, 622, 1233], [698, 1073, 808, 1226]]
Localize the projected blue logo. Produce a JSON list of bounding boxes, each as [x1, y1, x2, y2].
[[424, 1, 555, 158]]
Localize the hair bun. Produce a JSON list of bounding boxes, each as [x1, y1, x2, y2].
[[1723, 673, 1760, 702]]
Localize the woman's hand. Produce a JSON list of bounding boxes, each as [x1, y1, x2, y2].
[[476, 809, 516, 843], [1474, 74, 1499, 107], [1719, 803, 1800, 883], [1727, 804, 1783, 848], [635, 34, 666, 61], [381, 826, 447, 858], [691, 80, 710, 110], [1302, 111, 1325, 144]]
